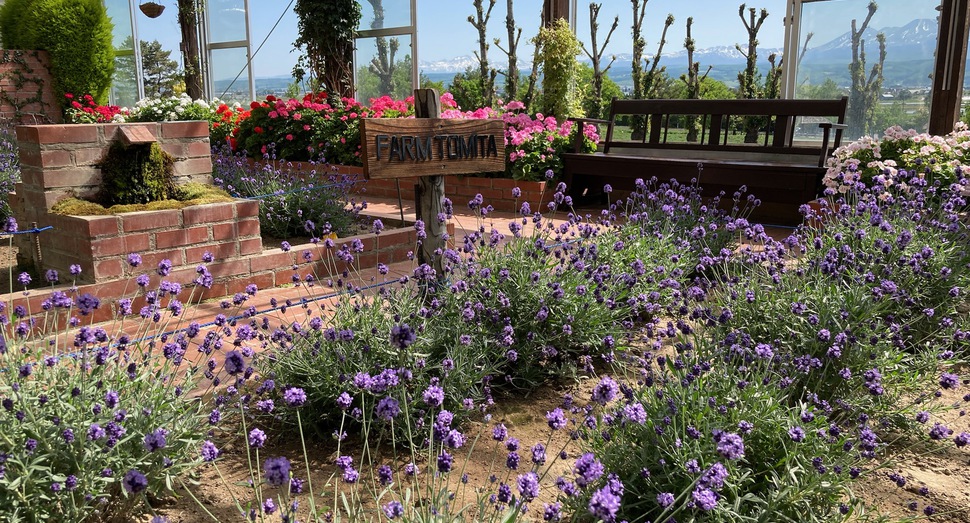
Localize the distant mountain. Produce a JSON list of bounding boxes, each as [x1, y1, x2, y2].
[[802, 18, 938, 63]]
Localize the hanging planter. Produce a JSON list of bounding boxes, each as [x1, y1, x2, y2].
[[139, 1, 165, 18]]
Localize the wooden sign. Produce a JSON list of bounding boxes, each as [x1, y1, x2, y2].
[[361, 118, 506, 179]]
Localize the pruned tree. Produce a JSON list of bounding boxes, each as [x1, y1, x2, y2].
[[293, 0, 361, 99], [493, 0, 521, 100], [468, 0, 497, 107], [736, 4, 769, 142], [680, 17, 711, 142], [367, 0, 399, 97], [860, 33, 887, 135], [764, 52, 783, 100], [177, 0, 203, 99], [631, 0, 673, 138], [847, 1, 882, 137], [582, 2, 619, 119]]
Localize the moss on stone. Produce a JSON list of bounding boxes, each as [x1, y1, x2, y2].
[[50, 183, 235, 216]]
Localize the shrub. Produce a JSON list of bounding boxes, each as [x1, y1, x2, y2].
[[537, 17, 582, 121], [98, 141, 176, 206], [1, 0, 114, 107]]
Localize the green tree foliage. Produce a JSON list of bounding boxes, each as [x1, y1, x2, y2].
[[448, 68, 486, 110], [141, 40, 181, 98], [0, 0, 114, 106], [577, 62, 623, 119], [537, 17, 582, 120], [293, 0, 361, 99], [797, 78, 844, 100], [356, 53, 414, 102]]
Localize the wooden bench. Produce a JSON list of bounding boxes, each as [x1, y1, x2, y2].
[[563, 97, 848, 224]]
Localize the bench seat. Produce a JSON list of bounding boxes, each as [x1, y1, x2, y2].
[[563, 97, 848, 225]]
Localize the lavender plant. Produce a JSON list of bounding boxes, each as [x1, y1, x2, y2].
[[0, 244, 244, 522], [0, 120, 21, 219], [212, 145, 363, 240]]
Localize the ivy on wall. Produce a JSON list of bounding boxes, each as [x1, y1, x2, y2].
[[0, 49, 53, 123]]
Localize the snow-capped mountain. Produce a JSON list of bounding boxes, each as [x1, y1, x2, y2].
[[802, 18, 938, 63]]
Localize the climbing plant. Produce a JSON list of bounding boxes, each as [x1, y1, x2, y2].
[[293, 0, 362, 99], [537, 17, 582, 121]]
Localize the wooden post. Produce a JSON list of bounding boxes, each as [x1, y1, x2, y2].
[[413, 89, 445, 278], [930, 0, 970, 135]]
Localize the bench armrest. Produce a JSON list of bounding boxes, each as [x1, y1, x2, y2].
[[568, 117, 611, 153], [817, 123, 848, 168]]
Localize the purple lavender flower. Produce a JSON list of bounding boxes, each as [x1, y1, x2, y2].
[[591, 376, 619, 405], [200, 440, 219, 462], [692, 487, 718, 510], [788, 426, 806, 442], [390, 323, 417, 349], [547, 408, 568, 430], [573, 453, 604, 487], [492, 423, 508, 441], [122, 469, 148, 494], [376, 397, 401, 420], [382, 501, 404, 519], [156, 259, 172, 276], [716, 432, 745, 460], [283, 387, 306, 407], [517, 472, 540, 501], [657, 492, 675, 508], [588, 485, 621, 522], [143, 428, 168, 452], [422, 385, 444, 407], [378, 465, 393, 485], [264, 456, 291, 485], [127, 253, 142, 267], [437, 451, 453, 473], [940, 372, 960, 390], [223, 350, 245, 375], [248, 428, 267, 448], [543, 502, 562, 521]]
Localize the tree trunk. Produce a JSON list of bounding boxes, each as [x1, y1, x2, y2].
[[177, 0, 203, 100]]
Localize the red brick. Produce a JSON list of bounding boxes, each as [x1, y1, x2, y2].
[[212, 223, 234, 242], [122, 210, 180, 232], [492, 178, 518, 189], [94, 258, 125, 280], [39, 149, 72, 168], [41, 167, 101, 189], [185, 141, 212, 157], [225, 272, 275, 295], [356, 252, 377, 269], [35, 125, 100, 144], [15, 126, 39, 144], [183, 203, 234, 225], [73, 147, 106, 166], [78, 216, 121, 237], [155, 226, 210, 248], [160, 143, 185, 158], [102, 123, 159, 143], [173, 157, 213, 177], [186, 242, 236, 262], [139, 250, 185, 269], [250, 251, 293, 272], [237, 218, 260, 237], [91, 232, 150, 257], [160, 121, 208, 139], [207, 259, 249, 278], [235, 199, 260, 218], [477, 188, 504, 201], [239, 238, 263, 255]]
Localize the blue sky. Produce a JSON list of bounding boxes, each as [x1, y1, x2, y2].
[[133, 0, 939, 80]]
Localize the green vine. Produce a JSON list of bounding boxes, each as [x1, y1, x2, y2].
[[537, 18, 582, 121], [0, 49, 52, 123]]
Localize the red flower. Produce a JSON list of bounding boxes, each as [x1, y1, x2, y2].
[[250, 101, 261, 110], [254, 126, 263, 134]]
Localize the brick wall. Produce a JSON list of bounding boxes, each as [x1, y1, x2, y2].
[[0, 49, 58, 124], [271, 162, 552, 214]]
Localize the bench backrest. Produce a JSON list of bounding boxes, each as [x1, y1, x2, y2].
[[602, 97, 848, 163]]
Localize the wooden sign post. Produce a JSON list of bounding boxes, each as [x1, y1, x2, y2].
[[360, 89, 505, 281]]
